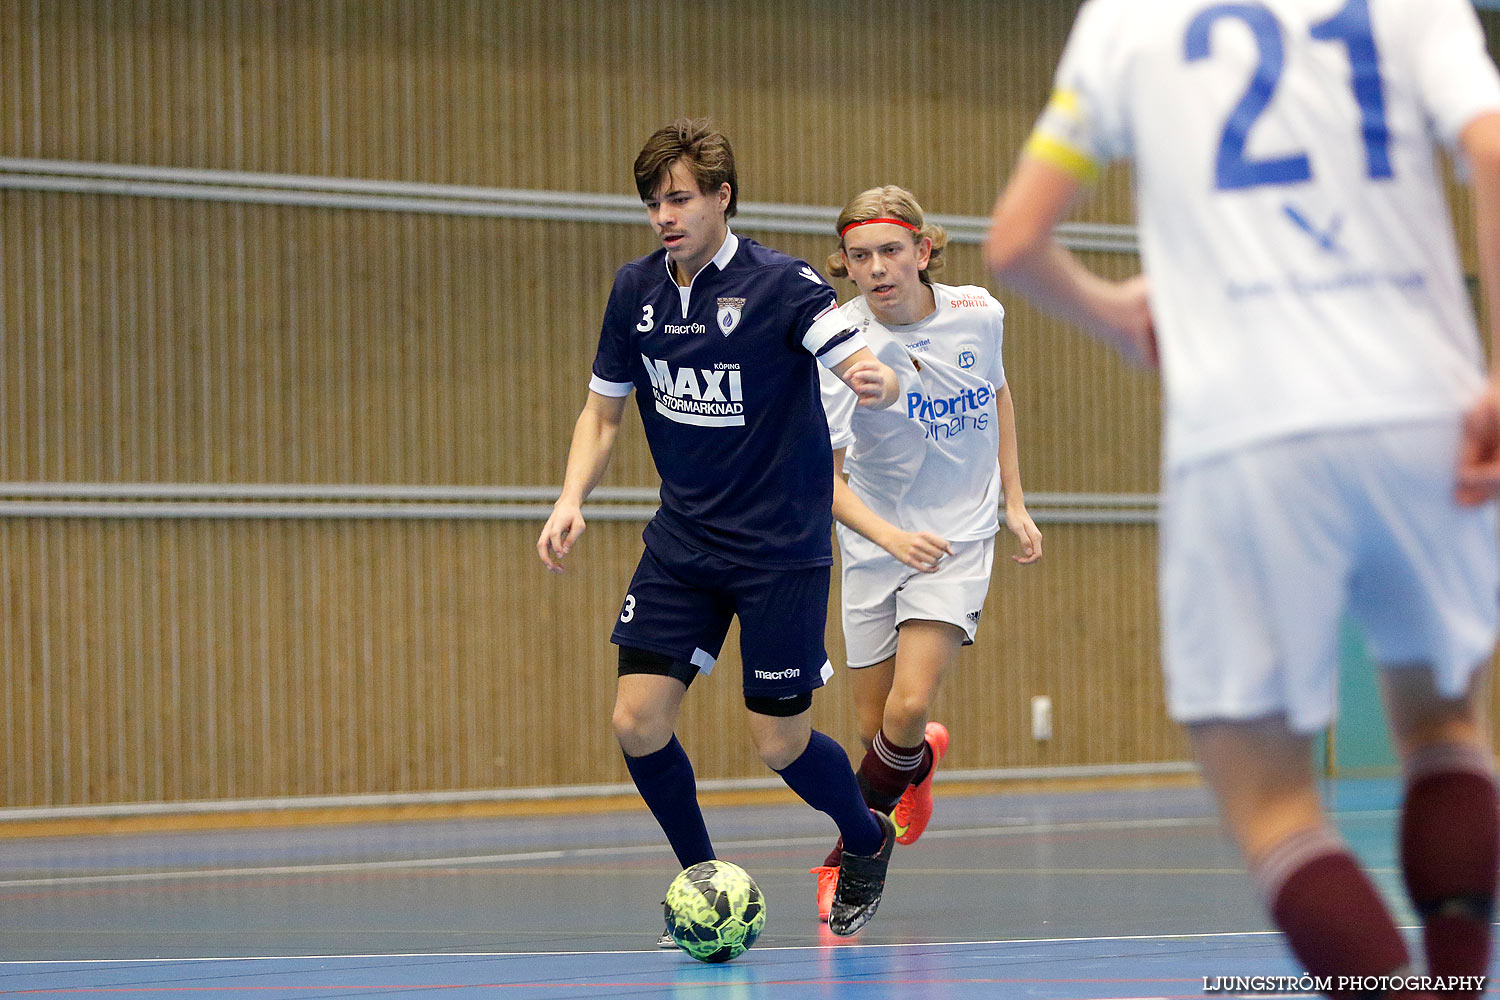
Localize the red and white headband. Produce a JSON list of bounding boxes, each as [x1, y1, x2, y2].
[[838, 216, 921, 239]]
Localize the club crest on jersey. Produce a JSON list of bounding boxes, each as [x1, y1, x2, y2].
[[716, 297, 746, 336], [957, 350, 976, 369]]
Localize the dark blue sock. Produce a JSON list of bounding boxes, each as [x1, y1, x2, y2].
[[776, 730, 883, 856], [623, 736, 714, 868]]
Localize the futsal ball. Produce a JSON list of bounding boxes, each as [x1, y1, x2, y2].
[[662, 859, 766, 963]]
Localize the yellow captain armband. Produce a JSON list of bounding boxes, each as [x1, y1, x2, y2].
[[1024, 88, 1103, 184]]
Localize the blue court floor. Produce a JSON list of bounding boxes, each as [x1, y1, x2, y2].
[[0, 778, 1485, 998]]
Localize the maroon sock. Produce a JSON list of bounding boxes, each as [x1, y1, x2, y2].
[[1400, 743, 1499, 991], [821, 839, 842, 868], [910, 742, 936, 787], [855, 729, 926, 814], [1254, 827, 1409, 999]]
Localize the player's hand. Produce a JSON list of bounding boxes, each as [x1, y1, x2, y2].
[[1005, 503, 1043, 564], [1102, 274, 1158, 369], [880, 529, 953, 573], [537, 502, 587, 572], [845, 359, 901, 410], [1458, 380, 1500, 506]]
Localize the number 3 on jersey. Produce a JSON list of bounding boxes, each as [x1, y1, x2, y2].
[[620, 594, 636, 623], [1186, 0, 1391, 190]]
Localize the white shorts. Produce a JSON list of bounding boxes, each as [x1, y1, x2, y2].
[[837, 527, 995, 668], [1161, 420, 1500, 733]]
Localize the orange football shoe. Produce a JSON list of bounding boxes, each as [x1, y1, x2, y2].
[[810, 865, 839, 923], [892, 722, 950, 845]]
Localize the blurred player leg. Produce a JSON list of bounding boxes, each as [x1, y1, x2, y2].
[[1384, 667, 1498, 994], [1191, 718, 1411, 996]]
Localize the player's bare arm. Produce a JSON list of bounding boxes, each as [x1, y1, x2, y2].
[[1459, 112, 1500, 506], [994, 382, 1042, 564], [831, 348, 900, 409], [985, 156, 1157, 368], [537, 390, 628, 572], [830, 448, 951, 573]]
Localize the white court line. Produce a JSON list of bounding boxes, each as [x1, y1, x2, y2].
[[0, 809, 1402, 891], [0, 816, 1223, 889], [0, 927, 1296, 963]]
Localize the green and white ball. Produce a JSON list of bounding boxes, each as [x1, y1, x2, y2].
[[663, 860, 766, 963]]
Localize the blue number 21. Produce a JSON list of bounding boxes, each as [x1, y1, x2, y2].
[[1185, 0, 1392, 190]]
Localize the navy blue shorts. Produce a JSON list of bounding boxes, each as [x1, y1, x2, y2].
[[611, 531, 833, 700]]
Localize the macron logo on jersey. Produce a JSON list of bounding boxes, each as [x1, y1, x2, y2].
[[799, 266, 824, 285], [641, 354, 746, 427]]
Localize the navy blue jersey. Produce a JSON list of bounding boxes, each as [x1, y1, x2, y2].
[[590, 233, 864, 569]]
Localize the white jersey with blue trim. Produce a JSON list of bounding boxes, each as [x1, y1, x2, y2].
[[590, 231, 866, 568], [1028, 0, 1500, 468], [819, 283, 1006, 543]]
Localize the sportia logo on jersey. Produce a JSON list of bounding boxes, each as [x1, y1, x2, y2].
[[907, 385, 993, 439], [641, 355, 746, 427]]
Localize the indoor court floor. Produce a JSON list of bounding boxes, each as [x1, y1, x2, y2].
[[0, 777, 1480, 998]]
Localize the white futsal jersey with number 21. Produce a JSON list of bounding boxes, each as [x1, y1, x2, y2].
[[1029, 0, 1500, 468]]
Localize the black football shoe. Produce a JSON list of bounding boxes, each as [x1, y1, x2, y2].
[[828, 810, 896, 936]]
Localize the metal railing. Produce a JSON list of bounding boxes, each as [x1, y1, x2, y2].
[[0, 482, 1160, 523], [0, 157, 1140, 253]]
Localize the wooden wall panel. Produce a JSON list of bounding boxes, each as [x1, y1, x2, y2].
[[0, 514, 1183, 807], [0, 2, 1495, 809], [0, 195, 657, 487], [0, 194, 1159, 498], [1, 2, 1101, 218], [0, 191, 1176, 809]]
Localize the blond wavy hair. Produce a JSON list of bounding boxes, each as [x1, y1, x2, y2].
[[826, 185, 947, 284]]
